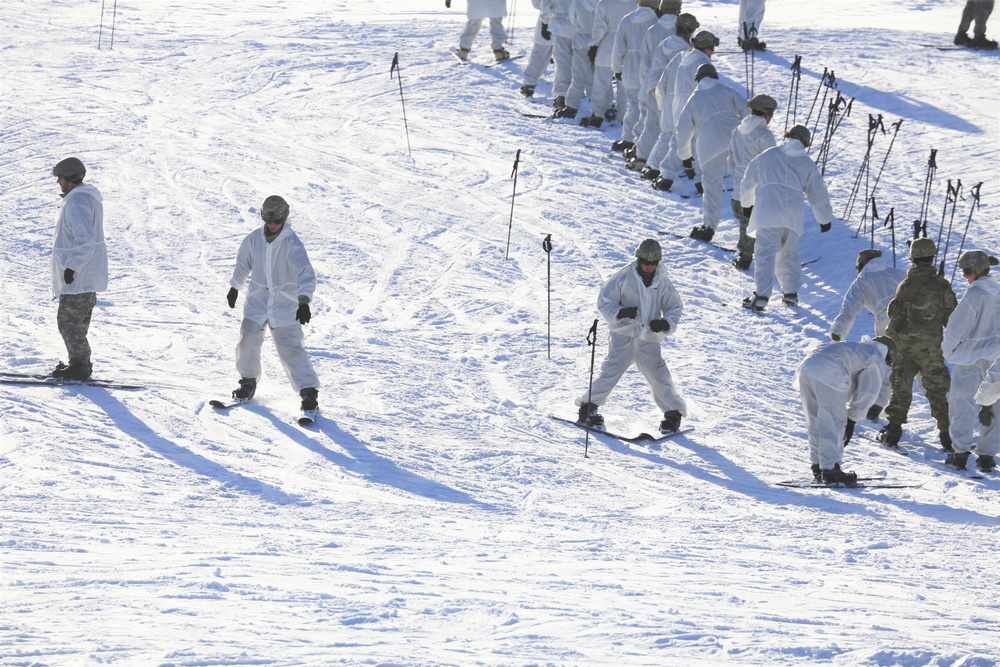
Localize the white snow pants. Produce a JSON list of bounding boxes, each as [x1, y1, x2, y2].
[[551, 34, 574, 99], [949, 359, 1000, 456], [620, 85, 641, 142], [635, 92, 661, 160], [589, 66, 619, 117], [753, 227, 801, 299], [699, 151, 728, 230], [739, 0, 766, 37], [523, 40, 553, 87], [459, 17, 506, 51], [565, 40, 594, 109], [799, 375, 848, 470], [236, 319, 320, 393], [578, 332, 687, 415]]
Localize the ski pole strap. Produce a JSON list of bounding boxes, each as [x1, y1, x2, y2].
[[542, 233, 552, 254], [587, 319, 598, 346], [511, 149, 520, 178]]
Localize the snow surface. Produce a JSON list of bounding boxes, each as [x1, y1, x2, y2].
[[1, 0, 999, 664]]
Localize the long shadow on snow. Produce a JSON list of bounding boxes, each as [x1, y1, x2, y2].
[[600, 432, 883, 516], [257, 411, 490, 508], [85, 391, 303, 506], [729, 37, 980, 133]]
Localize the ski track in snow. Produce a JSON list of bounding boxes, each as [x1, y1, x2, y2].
[[1, 0, 998, 664]]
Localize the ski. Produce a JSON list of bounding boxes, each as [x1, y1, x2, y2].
[[485, 54, 524, 68], [299, 409, 319, 427], [776, 479, 925, 489], [778, 473, 887, 486], [0, 372, 142, 390], [551, 415, 693, 443], [209, 398, 251, 411], [658, 231, 737, 253]]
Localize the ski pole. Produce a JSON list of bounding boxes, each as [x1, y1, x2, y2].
[[847, 114, 884, 230], [916, 148, 937, 239], [950, 182, 982, 283], [390, 53, 412, 157], [543, 233, 553, 359], [784, 56, 802, 134], [938, 179, 962, 276], [99, 0, 106, 49], [584, 318, 599, 459], [506, 0, 518, 45], [884, 207, 897, 268], [869, 198, 879, 249], [506, 149, 520, 260], [868, 119, 902, 203], [110, 0, 118, 49]]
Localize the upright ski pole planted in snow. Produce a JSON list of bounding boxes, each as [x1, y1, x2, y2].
[[784, 55, 802, 134], [937, 179, 962, 276], [390, 53, 412, 157], [583, 319, 599, 459], [915, 149, 937, 239], [883, 207, 898, 267], [98, 0, 118, 50], [506, 0, 518, 45], [543, 234, 553, 359], [506, 149, 521, 260], [950, 182, 982, 283]]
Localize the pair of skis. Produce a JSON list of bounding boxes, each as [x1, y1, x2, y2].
[[776, 473, 924, 489], [209, 398, 318, 427], [550, 415, 693, 444], [0, 370, 142, 390]]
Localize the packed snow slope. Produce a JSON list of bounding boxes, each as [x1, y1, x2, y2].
[[1, 0, 998, 665]]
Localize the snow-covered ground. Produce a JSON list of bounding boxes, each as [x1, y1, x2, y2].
[[2, 0, 998, 664]]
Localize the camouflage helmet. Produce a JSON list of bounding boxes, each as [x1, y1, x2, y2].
[[635, 239, 663, 263], [691, 30, 720, 50], [260, 195, 289, 224], [909, 237, 937, 261], [659, 0, 682, 14], [695, 63, 718, 81], [957, 249, 998, 274], [873, 336, 897, 366], [856, 248, 883, 272], [675, 13, 699, 35], [52, 156, 86, 182], [746, 93, 778, 115], [785, 124, 811, 147]]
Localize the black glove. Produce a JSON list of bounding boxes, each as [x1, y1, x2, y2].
[[296, 302, 311, 325], [649, 319, 670, 333], [227, 287, 238, 309], [682, 157, 696, 179], [820, 222, 832, 233], [614, 71, 622, 81], [588, 45, 598, 64], [445, 0, 451, 7], [540, 23, 551, 41], [830, 332, 841, 342], [64, 268, 75, 285], [844, 419, 856, 446], [616, 306, 638, 320], [981, 404, 995, 427]]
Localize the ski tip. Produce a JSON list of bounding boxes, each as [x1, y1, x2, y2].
[[209, 400, 228, 409]]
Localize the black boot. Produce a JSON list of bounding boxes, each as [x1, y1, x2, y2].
[[577, 402, 604, 428], [732, 254, 752, 270], [660, 410, 682, 433], [866, 404, 883, 421], [579, 115, 603, 128], [233, 377, 257, 401], [821, 463, 858, 487], [877, 422, 902, 447], [554, 106, 578, 119], [610, 140, 634, 152], [652, 176, 673, 192], [945, 451, 970, 470], [811, 463, 822, 482], [977, 455, 996, 472], [939, 430, 953, 452], [689, 225, 715, 242], [742, 292, 768, 312], [552, 96, 566, 110], [300, 387, 319, 411], [640, 166, 660, 181], [519, 84, 535, 97]]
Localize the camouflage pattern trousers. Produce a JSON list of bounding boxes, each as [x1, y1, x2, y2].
[[885, 337, 951, 431], [57, 292, 97, 370]]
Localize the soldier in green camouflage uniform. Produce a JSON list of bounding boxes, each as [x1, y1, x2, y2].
[[878, 238, 958, 449]]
